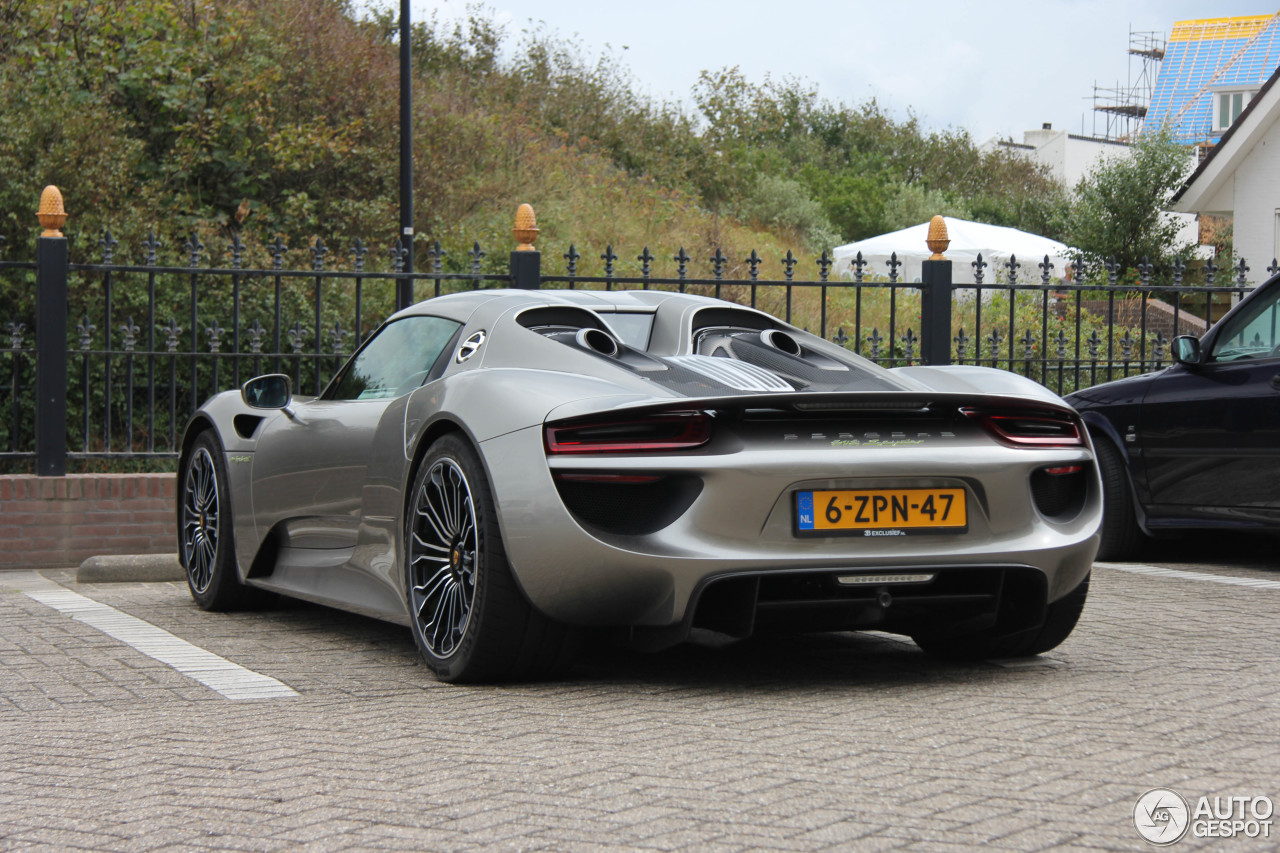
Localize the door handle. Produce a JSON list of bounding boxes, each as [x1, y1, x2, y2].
[[1271, 374, 1280, 390]]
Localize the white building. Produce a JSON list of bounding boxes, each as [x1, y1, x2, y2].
[[984, 124, 1131, 190], [1172, 66, 1280, 278], [988, 124, 1200, 252]]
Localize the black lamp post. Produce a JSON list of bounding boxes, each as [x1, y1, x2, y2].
[[398, 0, 415, 305]]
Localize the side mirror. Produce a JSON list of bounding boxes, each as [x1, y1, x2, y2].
[[1172, 335, 1203, 366], [241, 374, 293, 409]]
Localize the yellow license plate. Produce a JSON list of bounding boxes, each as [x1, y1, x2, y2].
[[796, 488, 967, 535]]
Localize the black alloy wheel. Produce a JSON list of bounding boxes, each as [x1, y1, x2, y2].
[[182, 444, 220, 595], [180, 431, 252, 610], [405, 434, 578, 683], [407, 455, 478, 659]]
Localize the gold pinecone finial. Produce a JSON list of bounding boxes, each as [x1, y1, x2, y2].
[[513, 203, 539, 252], [925, 215, 949, 260], [38, 185, 67, 238]]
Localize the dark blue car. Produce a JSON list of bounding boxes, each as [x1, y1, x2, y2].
[[1066, 274, 1280, 559]]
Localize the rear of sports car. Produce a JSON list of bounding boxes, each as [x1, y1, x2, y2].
[[488, 389, 1099, 657]]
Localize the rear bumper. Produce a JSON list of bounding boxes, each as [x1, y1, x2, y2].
[[481, 425, 1100, 630]]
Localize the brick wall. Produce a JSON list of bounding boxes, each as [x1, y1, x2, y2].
[[1079, 297, 1210, 340], [0, 474, 177, 569]]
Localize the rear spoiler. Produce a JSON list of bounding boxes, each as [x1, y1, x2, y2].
[[543, 391, 1079, 425]]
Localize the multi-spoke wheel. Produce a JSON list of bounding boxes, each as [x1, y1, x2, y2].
[[180, 431, 250, 611], [405, 434, 578, 683], [183, 445, 220, 593], [408, 456, 478, 659]]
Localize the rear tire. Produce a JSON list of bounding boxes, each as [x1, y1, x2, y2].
[[180, 431, 253, 611], [405, 434, 577, 683], [1094, 436, 1145, 561], [912, 574, 1089, 660]]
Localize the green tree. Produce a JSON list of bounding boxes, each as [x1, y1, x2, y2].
[[1067, 128, 1193, 272], [0, 1, 1072, 266], [732, 174, 839, 252], [880, 182, 971, 232]]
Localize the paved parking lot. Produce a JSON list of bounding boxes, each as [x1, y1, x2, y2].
[[2, 534, 1279, 852]]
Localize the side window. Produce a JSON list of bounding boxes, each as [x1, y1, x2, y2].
[[327, 316, 461, 400], [1209, 288, 1280, 362]]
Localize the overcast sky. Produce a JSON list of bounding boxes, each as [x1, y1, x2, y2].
[[406, 1, 1279, 142]]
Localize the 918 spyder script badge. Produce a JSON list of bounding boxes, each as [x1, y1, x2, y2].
[[831, 438, 923, 448]]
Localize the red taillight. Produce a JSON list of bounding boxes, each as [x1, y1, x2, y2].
[[961, 407, 1083, 447], [545, 411, 711, 455]]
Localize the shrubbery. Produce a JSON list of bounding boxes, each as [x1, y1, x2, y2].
[[0, 0, 1078, 271]]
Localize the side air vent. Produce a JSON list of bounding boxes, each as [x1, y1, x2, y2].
[[760, 329, 801, 356], [576, 327, 619, 357], [233, 414, 265, 439]]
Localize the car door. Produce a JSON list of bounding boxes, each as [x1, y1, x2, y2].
[[251, 314, 462, 553], [1138, 282, 1280, 523]]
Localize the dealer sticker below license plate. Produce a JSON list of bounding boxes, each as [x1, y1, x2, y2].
[[795, 488, 967, 535]]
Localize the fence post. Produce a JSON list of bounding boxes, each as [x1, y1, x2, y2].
[[920, 215, 953, 366], [35, 186, 68, 476], [511, 203, 541, 290]]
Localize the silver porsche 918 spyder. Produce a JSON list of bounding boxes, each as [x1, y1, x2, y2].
[[178, 288, 1100, 682]]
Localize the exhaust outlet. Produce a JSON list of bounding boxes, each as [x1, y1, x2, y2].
[[575, 327, 620, 357], [760, 328, 801, 355]]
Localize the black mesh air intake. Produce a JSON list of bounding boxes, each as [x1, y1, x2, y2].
[[1030, 466, 1089, 520], [553, 474, 702, 535]]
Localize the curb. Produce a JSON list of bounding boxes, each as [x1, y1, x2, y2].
[[77, 554, 185, 584]]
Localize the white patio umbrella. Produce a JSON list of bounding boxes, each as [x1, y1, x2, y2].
[[832, 217, 1076, 285]]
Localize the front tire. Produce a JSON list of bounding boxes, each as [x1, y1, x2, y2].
[[1094, 436, 1145, 561], [180, 431, 251, 611], [405, 434, 576, 683]]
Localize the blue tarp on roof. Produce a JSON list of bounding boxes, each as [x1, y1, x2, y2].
[[1147, 14, 1280, 144]]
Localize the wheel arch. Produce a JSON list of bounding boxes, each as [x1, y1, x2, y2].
[[1085, 420, 1151, 533], [178, 414, 217, 468], [1080, 411, 1127, 460], [401, 417, 469, 548], [406, 416, 467, 486], [401, 417, 550, 621]]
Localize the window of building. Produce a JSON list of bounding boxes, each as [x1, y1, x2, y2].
[[1216, 90, 1253, 131]]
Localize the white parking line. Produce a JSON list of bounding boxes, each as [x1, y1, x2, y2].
[[2, 572, 298, 700], [1095, 562, 1280, 591]]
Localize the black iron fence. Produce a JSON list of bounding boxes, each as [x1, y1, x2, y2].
[[2, 198, 1268, 475]]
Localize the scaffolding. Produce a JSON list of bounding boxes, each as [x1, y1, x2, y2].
[[1091, 29, 1165, 142]]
